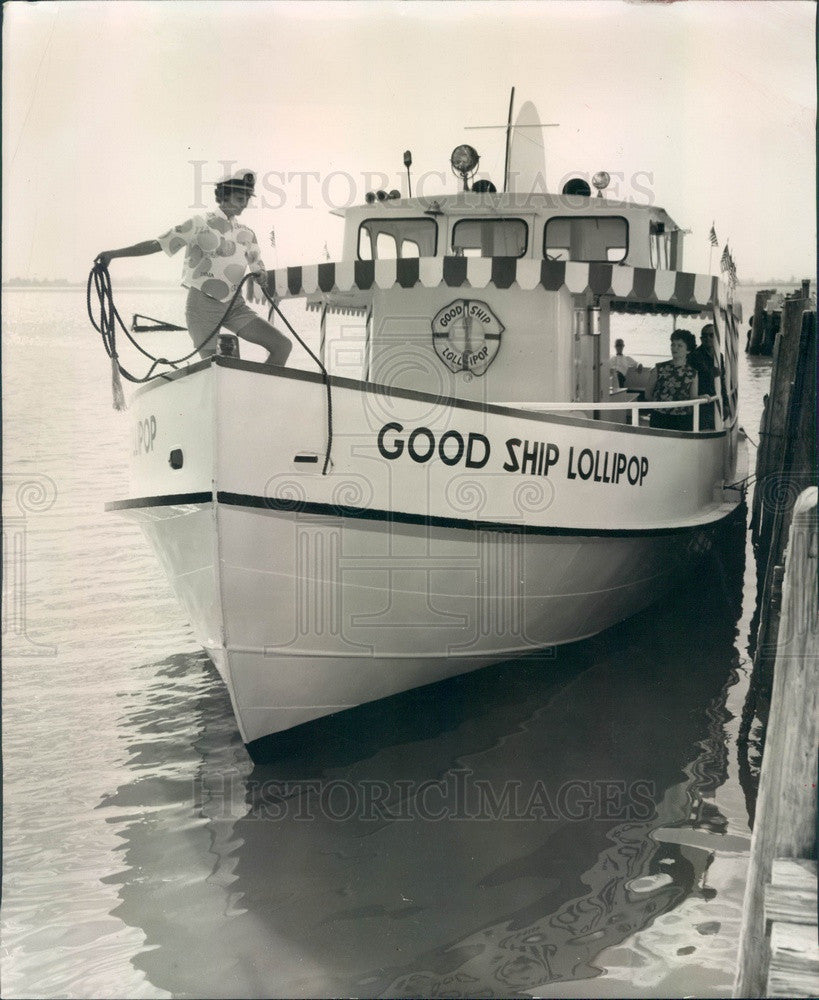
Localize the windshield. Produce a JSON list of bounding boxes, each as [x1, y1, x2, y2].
[[358, 218, 437, 259], [451, 218, 528, 257], [544, 216, 628, 262]]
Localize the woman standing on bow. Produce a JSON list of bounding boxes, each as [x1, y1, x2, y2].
[[95, 169, 291, 366]]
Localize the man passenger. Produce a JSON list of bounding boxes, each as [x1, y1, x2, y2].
[[608, 339, 638, 388]]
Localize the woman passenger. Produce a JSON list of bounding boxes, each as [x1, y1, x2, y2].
[[647, 329, 699, 431]]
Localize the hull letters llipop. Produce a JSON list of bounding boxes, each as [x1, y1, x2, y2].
[[565, 447, 649, 486], [132, 415, 157, 456]]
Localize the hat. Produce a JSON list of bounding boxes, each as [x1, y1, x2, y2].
[[215, 168, 256, 194]]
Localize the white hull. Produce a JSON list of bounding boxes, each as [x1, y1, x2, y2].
[[136, 502, 714, 745], [114, 360, 744, 752]]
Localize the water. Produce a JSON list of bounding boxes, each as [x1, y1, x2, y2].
[[2, 285, 772, 998]]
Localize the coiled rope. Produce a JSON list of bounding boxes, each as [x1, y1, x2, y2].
[[87, 262, 334, 474], [87, 262, 255, 385]]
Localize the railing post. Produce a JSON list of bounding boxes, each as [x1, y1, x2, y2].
[[589, 305, 602, 406], [693, 400, 700, 432]]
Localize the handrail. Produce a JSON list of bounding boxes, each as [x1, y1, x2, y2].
[[497, 395, 721, 432], [499, 396, 717, 411]]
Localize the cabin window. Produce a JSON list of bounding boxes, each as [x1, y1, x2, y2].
[[358, 218, 437, 260], [544, 216, 628, 263], [376, 233, 394, 258], [451, 218, 528, 257]]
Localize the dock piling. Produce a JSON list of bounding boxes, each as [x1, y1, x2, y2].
[[734, 488, 818, 998]]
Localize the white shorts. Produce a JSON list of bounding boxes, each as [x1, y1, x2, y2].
[[185, 287, 260, 356]]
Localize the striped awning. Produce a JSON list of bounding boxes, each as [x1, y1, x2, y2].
[[264, 257, 735, 314]]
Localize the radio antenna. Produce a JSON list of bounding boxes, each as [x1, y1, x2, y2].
[[504, 87, 515, 192], [465, 88, 559, 193]]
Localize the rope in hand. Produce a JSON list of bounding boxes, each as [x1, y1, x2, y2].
[[87, 261, 334, 475], [87, 262, 256, 398]]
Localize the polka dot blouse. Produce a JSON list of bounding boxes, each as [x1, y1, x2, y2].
[[157, 209, 266, 302]]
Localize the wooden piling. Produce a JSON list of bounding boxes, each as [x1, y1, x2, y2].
[[736, 286, 817, 994], [750, 305, 816, 712], [733, 488, 819, 998], [761, 309, 782, 356], [751, 298, 816, 561], [787, 309, 818, 505], [748, 288, 776, 355]]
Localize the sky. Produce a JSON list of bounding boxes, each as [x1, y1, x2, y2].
[[3, 0, 816, 284]]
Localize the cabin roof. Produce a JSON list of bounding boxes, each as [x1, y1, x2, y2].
[[334, 193, 679, 230]]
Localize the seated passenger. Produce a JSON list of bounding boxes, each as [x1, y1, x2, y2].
[[647, 329, 699, 431], [608, 338, 638, 388]]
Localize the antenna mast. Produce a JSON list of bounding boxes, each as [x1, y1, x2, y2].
[[466, 90, 558, 194], [503, 87, 515, 193]]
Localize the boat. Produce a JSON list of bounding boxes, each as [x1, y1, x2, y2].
[[104, 98, 746, 760]]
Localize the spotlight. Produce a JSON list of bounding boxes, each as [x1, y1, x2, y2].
[[450, 144, 480, 191], [592, 171, 611, 198]]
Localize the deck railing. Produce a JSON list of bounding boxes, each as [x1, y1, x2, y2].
[[498, 395, 722, 432]]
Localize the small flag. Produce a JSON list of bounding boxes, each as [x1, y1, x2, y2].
[[720, 244, 731, 272], [709, 223, 718, 247], [728, 252, 738, 288], [323, 242, 330, 261], [269, 228, 276, 249]]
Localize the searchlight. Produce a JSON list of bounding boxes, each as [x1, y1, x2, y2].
[[450, 144, 480, 191], [592, 171, 611, 198]]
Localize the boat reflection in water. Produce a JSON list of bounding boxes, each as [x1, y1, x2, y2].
[[99, 509, 747, 998]]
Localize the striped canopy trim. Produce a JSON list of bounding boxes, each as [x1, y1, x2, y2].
[[304, 301, 368, 316], [264, 257, 733, 312]]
